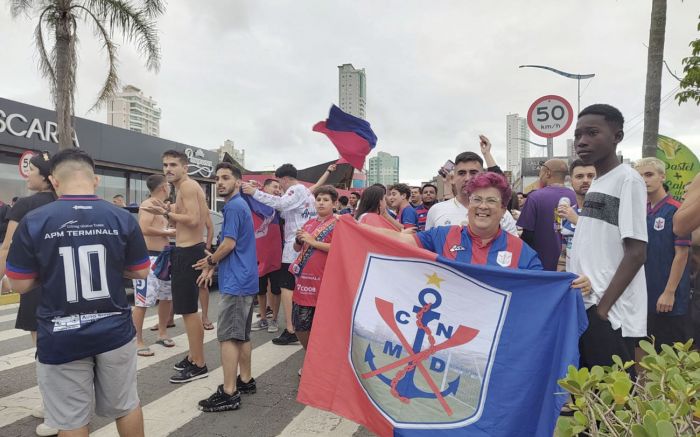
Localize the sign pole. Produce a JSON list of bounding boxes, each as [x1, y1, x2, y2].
[[547, 138, 553, 159]]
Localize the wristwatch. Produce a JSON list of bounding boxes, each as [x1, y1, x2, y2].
[[207, 255, 217, 266]]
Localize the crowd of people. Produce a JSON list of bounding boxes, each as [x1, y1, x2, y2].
[[1, 102, 700, 436]]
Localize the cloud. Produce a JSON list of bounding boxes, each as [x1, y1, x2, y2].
[[1, 0, 699, 182]]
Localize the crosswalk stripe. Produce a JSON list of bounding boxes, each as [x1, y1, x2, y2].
[[0, 327, 28, 343], [0, 303, 20, 310], [0, 346, 36, 373], [0, 312, 18, 323], [276, 406, 359, 436], [91, 341, 303, 437], [0, 314, 183, 371], [0, 318, 209, 428]]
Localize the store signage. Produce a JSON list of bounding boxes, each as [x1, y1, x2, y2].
[[0, 109, 80, 147], [185, 147, 214, 178], [18, 150, 35, 179]]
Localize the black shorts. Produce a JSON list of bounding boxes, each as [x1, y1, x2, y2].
[[15, 287, 40, 331], [258, 270, 282, 296], [647, 312, 689, 351], [579, 306, 637, 375], [292, 303, 316, 332], [278, 263, 296, 291], [171, 243, 206, 315]]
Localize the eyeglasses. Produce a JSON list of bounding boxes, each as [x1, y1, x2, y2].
[[468, 195, 501, 207]]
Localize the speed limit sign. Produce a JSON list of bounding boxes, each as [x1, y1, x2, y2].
[[18, 150, 36, 179], [526, 95, 574, 138]]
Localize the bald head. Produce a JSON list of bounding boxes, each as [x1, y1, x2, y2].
[[541, 159, 568, 184]]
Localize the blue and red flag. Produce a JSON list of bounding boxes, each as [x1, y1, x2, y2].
[[297, 216, 587, 437], [242, 194, 282, 276], [313, 105, 378, 169]]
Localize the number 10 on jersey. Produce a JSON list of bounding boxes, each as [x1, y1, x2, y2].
[[59, 244, 111, 302]]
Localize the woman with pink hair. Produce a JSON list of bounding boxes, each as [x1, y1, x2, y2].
[[367, 172, 591, 291]]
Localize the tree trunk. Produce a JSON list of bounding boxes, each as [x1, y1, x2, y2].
[[642, 0, 667, 158], [54, 1, 75, 150]]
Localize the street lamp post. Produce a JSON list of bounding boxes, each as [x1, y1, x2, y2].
[[518, 65, 595, 115]]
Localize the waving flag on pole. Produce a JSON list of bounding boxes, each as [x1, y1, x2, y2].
[[313, 105, 378, 169], [242, 193, 281, 276], [297, 216, 587, 437]]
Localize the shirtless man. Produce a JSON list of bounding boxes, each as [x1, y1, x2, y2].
[[132, 175, 176, 356], [143, 150, 209, 383]]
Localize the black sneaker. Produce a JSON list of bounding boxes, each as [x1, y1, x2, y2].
[[173, 355, 192, 371], [237, 375, 257, 394], [272, 329, 299, 345], [169, 363, 208, 383], [265, 307, 273, 319], [198, 385, 241, 412]]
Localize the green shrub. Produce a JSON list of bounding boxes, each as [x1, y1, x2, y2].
[[557, 339, 700, 436]]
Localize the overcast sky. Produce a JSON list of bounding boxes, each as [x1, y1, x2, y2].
[[2, 1, 699, 183]]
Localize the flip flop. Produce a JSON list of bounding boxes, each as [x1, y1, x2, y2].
[[150, 323, 176, 331], [155, 338, 175, 348], [137, 347, 155, 357], [203, 321, 214, 330]]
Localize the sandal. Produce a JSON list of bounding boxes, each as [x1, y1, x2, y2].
[[155, 338, 175, 348], [203, 321, 214, 330], [137, 347, 155, 357]]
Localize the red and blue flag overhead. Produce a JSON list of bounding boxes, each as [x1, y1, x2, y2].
[[297, 216, 587, 437], [313, 105, 378, 170]]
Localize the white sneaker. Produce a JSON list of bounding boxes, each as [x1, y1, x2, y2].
[[31, 405, 44, 419], [298, 367, 302, 376], [36, 422, 58, 436], [267, 320, 279, 333]]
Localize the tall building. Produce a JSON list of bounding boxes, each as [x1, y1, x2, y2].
[[368, 151, 399, 186], [217, 139, 245, 168], [567, 138, 576, 159], [107, 85, 161, 136], [506, 114, 529, 175], [338, 63, 367, 119]]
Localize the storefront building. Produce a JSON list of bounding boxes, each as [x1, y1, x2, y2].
[[0, 97, 219, 207]]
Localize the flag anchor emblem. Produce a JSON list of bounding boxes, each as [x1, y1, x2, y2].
[[361, 288, 479, 416]]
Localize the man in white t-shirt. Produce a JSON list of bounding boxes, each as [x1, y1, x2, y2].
[[568, 104, 648, 372], [242, 164, 317, 345], [426, 149, 518, 235]]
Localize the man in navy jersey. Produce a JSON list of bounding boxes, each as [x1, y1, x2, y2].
[[6, 149, 149, 437], [387, 183, 419, 229], [635, 158, 691, 350], [414, 183, 438, 231]]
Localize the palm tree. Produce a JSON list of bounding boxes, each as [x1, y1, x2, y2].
[[642, 0, 667, 158], [9, 0, 164, 149]]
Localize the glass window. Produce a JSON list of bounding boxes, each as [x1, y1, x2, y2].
[[95, 168, 127, 203], [0, 152, 31, 204], [127, 173, 152, 206]]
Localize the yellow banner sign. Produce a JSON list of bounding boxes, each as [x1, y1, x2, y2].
[[657, 135, 700, 201]]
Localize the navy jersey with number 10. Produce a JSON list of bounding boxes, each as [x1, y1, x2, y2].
[[6, 195, 149, 364]]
